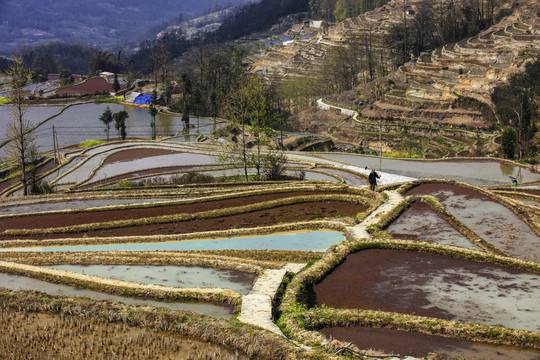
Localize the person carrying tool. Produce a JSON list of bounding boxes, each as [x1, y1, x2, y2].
[[366, 166, 381, 191]]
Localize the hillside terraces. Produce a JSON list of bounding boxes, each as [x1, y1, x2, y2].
[[373, 0, 540, 128], [252, 0, 409, 77]]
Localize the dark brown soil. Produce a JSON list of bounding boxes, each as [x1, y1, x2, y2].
[[0, 199, 366, 240], [103, 148, 183, 164], [55, 77, 126, 95], [321, 326, 540, 359], [0, 191, 347, 232], [311, 249, 528, 320]]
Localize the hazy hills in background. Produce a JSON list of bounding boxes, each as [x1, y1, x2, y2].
[[0, 0, 250, 54]]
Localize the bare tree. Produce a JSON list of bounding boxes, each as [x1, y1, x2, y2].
[[3, 58, 38, 195]]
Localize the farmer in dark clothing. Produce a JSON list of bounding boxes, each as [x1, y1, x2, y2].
[[367, 167, 380, 191]]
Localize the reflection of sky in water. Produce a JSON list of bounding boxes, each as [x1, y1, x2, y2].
[[0, 198, 176, 215], [89, 152, 215, 183], [35, 231, 344, 252], [0, 103, 215, 156], [417, 188, 540, 262], [387, 204, 479, 251], [323, 153, 539, 185], [384, 266, 540, 332], [0, 272, 233, 318], [46, 265, 256, 295]]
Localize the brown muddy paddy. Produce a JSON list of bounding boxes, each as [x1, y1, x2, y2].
[[0, 191, 346, 232], [0, 311, 246, 360], [406, 183, 540, 263], [386, 201, 481, 251], [312, 249, 540, 332], [0, 273, 234, 318], [321, 326, 540, 359], [0, 201, 364, 241], [46, 264, 256, 295]]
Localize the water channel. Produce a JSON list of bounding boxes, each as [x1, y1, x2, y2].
[[4, 231, 345, 252]]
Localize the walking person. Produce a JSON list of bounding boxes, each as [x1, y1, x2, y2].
[[366, 166, 381, 191]]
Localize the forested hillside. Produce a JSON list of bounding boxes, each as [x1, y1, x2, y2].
[[0, 0, 249, 54]]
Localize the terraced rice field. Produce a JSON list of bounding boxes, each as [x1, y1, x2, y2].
[[1, 141, 539, 359]]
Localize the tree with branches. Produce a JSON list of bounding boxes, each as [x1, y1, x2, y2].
[[99, 106, 114, 142], [113, 110, 129, 140], [3, 58, 38, 196]]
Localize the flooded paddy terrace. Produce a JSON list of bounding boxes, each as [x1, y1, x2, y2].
[[405, 183, 540, 262]]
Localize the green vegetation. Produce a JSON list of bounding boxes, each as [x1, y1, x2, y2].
[[95, 96, 124, 103], [79, 139, 106, 148], [492, 59, 540, 162]]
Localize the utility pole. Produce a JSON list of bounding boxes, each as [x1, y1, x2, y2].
[[379, 121, 383, 171], [52, 126, 58, 165]]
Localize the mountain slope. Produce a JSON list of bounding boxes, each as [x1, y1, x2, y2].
[[0, 0, 249, 54]]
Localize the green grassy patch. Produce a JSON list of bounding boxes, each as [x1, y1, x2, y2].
[[79, 139, 106, 148]]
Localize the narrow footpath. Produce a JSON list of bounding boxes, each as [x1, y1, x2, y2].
[[238, 263, 306, 335], [238, 190, 406, 331]]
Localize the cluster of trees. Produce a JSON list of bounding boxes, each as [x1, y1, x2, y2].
[[210, 0, 309, 42], [309, 0, 389, 22], [99, 106, 129, 141], [152, 45, 247, 119], [14, 42, 98, 75], [385, 0, 505, 66], [219, 76, 286, 181], [492, 59, 539, 161]]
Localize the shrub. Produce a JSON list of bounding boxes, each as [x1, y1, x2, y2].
[[117, 179, 131, 188], [31, 180, 54, 195], [262, 152, 288, 181]]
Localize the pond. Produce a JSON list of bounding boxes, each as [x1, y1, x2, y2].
[[0, 272, 234, 318], [45, 264, 256, 295], [0, 103, 215, 157], [7, 231, 345, 252]]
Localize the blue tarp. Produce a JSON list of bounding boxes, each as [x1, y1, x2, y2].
[[133, 94, 154, 105]]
